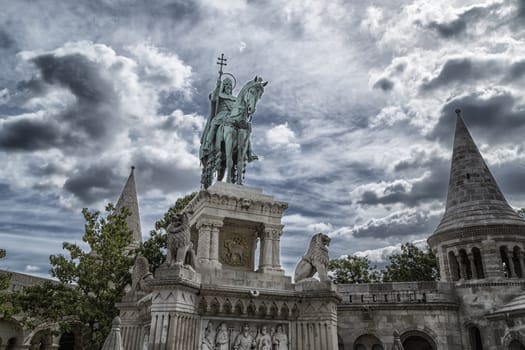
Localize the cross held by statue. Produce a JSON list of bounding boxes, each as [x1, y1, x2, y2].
[[217, 53, 227, 74]]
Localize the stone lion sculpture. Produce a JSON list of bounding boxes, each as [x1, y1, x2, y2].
[[294, 232, 331, 282], [166, 212, 197, 269]]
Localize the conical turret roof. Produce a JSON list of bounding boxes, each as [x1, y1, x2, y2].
[[433, 110, 524, 235], [116, 166, 142, 245]]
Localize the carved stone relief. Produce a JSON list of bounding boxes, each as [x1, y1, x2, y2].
[[219, 226, 257, 270], [200, 319, 290, 350]]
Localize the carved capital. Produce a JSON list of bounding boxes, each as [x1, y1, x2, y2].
[[260, 224, 283, 240], [197, 219, 223, 230]]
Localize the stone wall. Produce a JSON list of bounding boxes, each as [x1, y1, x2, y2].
[[336, 282, 461, 350]]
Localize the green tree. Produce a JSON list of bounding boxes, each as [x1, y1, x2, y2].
[[16, 204, 134, 350], [0, 249, 20, 319], [328, 255, 381, 284], [139, 192, 197, 272], [382, 242, 439, 282]]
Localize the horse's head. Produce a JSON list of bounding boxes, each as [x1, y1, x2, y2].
[[240, 76, 267, 117]]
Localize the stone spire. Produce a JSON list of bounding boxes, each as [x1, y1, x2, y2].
[[433, 109, 524, 235], [116, 166, 142, 247], [101, 316, 123, 350]]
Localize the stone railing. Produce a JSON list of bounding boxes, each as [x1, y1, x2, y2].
[[336, 281, 458, 305]]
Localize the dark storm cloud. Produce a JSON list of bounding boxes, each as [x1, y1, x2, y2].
[[0, 30, 15, 49], [373, 78, 394, 92], [0, 52, 119, 152], [357, 165, 449, 207], [429, 93, 525, 144], [83, 0, 201, 22], [393, 149, 447, 172], [492, 163, 525, 197], [0, 183, 16, 199], [426, 4, 494, 39], [505, 60, 525, 81], [420, 58, 503, 91], [32, 53, 114, 104], [64, 165, 122, 204], [518, 0, 525, 18], [428, 18, 466, 38], [351, 210, 441, 239], [133, 155, 200, 195], [0, 118, 62, 151]]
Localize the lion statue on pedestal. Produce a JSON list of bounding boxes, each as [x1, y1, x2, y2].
[[166, 213, 197, 269], [294, 232, 331, 282]]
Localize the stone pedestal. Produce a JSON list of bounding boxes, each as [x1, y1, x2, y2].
[[118, 183, 339, 350], [186, 182, 288, 275]]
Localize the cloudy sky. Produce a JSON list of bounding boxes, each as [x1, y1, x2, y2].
[[1, 0, 525, 278]]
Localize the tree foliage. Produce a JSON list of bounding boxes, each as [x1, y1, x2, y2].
[[382, 242, 439, 282], [139, 192, 197, 272], [16, 204, 135, 350], [328, 255, 381, 284], [0, 249, 20, 319]]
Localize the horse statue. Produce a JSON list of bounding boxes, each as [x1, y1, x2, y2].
[[200, 76, 267, 188]]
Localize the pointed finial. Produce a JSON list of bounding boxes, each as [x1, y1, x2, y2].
[[112, 316, 122, 326], [131, 165, 135, 172], [455, 108, 461, 117]]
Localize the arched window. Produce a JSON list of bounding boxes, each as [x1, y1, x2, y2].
[[469, 326, 483, 350], [58, 332, 77, 350], [354, 334, 383, 350], [401, 331, 436, 350], [459, 249, 472, 280], [471, 247, 484, 279], [513, 246, 523, 278], [448, 251, 460, 281], [500, 246, 512, 278], [509, 339, 525, 350], [6, 337, 17, 350]]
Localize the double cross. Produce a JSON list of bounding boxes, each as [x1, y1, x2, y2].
[[217, 53, 227, 75]]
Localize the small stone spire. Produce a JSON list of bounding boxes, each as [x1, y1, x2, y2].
[[101, 316, 123, 350], [433, 109, 524, 235], [116, 166, 142, 248], [391, 330, 405, 350]]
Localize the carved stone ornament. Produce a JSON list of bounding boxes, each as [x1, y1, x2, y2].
[[294, 232, 331, 282], [222, 236, 249, 266], [199, 320, 289, 350], [166, 213, 198, 269]]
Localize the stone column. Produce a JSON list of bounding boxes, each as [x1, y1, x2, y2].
[[468, 254, 478, 279], [258, 227, 273, 272], [459, 256, 467, 281], [519, 252, 525, 278], [506, 247, 516, 278], [270, 225, 285, 273], [209, 222, 223, 267], [196, 221, 212, 266], [197, 219, 223, 269]]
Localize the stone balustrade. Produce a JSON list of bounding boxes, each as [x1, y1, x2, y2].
[[336, 281, 458, 305]]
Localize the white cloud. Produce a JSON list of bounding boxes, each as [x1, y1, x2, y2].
[[25, 265, 41, 272], [352, 238, 429, 263], [265, 123, 300, 151]]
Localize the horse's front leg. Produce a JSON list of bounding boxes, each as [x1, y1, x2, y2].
[[236, 130, 250, 185], [224, 126, 235, 183]]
